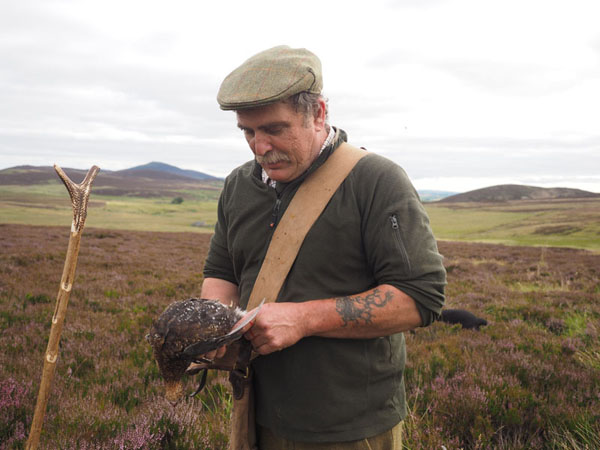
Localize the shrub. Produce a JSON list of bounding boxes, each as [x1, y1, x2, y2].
[[0, 378, 30, 448], [2, 226, 600, 448]]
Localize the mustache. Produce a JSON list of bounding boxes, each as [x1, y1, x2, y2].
[[256, 151, 291, 165]]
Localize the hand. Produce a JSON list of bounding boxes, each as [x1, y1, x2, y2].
[[243, 302, 307, 355], [185, 346, 227, 375], [203, 345, 227, 361]]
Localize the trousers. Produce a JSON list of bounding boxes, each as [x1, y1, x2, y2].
[[257, 421, 403, 450]]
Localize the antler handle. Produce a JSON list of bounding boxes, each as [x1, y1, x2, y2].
[[54, 164, 100, 233]]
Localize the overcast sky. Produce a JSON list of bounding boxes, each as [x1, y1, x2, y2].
[[1, 0, 599, 193]]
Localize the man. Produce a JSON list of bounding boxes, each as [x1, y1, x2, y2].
[[201, 45, 446, 449]]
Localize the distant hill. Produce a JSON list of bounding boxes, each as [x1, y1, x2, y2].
[[121, 161, 220, 181], [419, 190, 458, 202], [6, 166, 594, 204], [0, 163, 222, 198], [0, 163, 455, 200], [440, 184, 600, 203]]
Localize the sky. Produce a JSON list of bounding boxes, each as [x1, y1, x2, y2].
[[1, 0, 599, 193]]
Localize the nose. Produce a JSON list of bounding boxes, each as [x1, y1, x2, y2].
[[252, 131, 272, 156]]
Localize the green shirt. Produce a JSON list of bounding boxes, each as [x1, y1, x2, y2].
[[204, 130, 446, 442]]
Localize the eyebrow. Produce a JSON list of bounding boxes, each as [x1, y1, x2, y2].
[[237, 121, 290, 132]]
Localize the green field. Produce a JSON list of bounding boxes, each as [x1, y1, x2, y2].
[[0, 185, 219, 233], [425, 199, 600, 251], [2, 181, 600, 448], [1, 184, 599, 251]]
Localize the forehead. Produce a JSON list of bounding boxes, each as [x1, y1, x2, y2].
[[236, 101, 301, 127]]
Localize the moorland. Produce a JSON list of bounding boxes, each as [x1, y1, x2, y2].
[[1, 167, 599, 449], [2, 165, 599, 250]]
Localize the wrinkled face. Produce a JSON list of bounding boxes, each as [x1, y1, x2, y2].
[[236, 100, 326, 183]]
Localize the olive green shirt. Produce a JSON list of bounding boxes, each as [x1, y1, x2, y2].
[[204, 130, 446, 442]]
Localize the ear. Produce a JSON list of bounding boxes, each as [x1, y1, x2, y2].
[[312, 97, 327, 132]]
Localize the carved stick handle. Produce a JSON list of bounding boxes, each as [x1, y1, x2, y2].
[[54, 164, 100, 232], [26, 164, 100, 450]]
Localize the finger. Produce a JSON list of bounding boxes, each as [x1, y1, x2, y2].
[[232, 304, 262, 332], [254, 342, 282, 356], [204, 349, 218, 360], [215, 345, 227, 359], [249, 334, 273, 353], [241, 319, 256, 334]]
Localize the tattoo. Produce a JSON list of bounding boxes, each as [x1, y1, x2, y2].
[[335, 289, 393, 328]]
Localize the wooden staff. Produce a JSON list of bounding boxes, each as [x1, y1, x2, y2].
[[26, 164, 100, 450]]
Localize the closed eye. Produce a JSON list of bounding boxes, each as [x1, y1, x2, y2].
[[263, 124, 286, 135], [238, 126, 254, 138], [237, 122, 289, 137]]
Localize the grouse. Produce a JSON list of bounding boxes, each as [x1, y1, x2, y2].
[[147, 297, 261, 404]]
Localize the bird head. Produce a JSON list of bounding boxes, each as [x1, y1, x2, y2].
[[164, 379, 185, 406], [147, 326, 190, 405]]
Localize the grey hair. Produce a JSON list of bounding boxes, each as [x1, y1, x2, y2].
[[284, 92, 329, 125]]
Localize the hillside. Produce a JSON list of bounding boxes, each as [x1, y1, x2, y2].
[[1, 164, 458, 200], [440, 184, 600, 203], [0, 164, 222, 198], [419, 190, 457, 202], [122, 161, 220, 181]]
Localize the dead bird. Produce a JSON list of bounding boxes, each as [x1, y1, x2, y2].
[[440, 309, 488, 330], [146, 297, 262, 404]]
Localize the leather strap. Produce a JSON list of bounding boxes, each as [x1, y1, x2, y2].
[[246, 142, 366, 310]]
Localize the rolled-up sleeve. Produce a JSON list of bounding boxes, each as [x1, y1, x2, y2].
[[361, 159, 446, 326]]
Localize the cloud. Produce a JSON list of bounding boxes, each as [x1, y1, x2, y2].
[[368, 134, 600, 183], [436, 60, 579, 97], [1, 0, 600, 195]]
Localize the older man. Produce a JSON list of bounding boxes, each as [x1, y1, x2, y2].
[[201, 46, 445, 449]]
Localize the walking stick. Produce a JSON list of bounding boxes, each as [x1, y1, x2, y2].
[[26, 164, 100, 450]]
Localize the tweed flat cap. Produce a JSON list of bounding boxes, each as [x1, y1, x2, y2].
[[217, 45, 322, 110]]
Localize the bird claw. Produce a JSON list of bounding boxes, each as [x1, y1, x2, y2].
[[189, 368, 208, 397]]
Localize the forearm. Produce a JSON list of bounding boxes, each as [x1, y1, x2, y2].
[[194, 277, 241, 360], [200, 277, 240, 307], [302, 284, 422, 339], [247, 284, 422, 354]]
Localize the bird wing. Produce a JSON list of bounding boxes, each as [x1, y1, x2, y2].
[[182, 299, 264, 358]]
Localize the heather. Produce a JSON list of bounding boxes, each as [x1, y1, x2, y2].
[[1, 224, 599, 449]]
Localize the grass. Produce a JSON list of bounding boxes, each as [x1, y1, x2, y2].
[[2, 184, 599, 250], [402, 241, 600, 449], [1, 182, 600, 447], [425, 198, 600, 251], [1, 225, 599, 448], [0, 185, 218, 233]]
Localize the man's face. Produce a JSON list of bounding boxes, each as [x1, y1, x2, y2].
[[236, 100, 325, 183]]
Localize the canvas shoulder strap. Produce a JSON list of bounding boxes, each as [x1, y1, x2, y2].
[[227, 142, 366, 450], [246, 142, 366, 310]]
